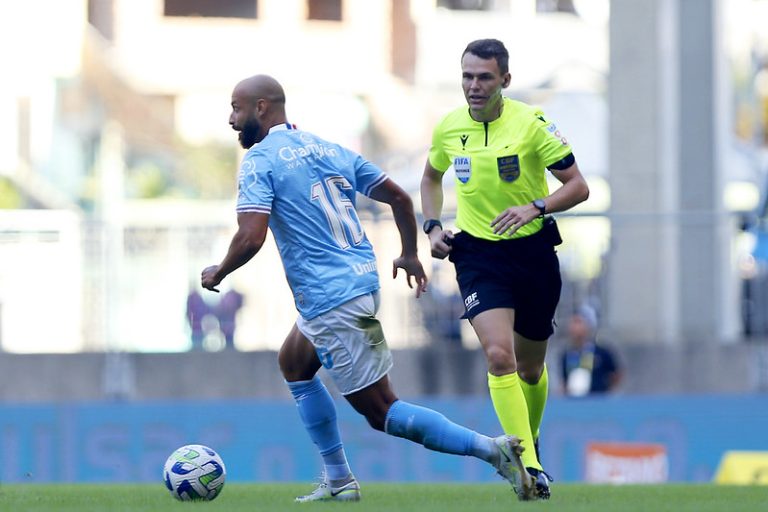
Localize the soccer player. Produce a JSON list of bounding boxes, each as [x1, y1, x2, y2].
[[420, 39, 590, 500], [202, 74, 529, 502]]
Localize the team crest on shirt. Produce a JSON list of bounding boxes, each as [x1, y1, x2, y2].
[[453, 156, 471, 184], [497, 155, 520, 182]]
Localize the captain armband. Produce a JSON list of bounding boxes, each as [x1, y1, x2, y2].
[[547, 153, 575, 171]]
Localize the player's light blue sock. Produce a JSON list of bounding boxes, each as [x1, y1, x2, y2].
[[384, 400, 496, 463], [287, 377, 351, 480]]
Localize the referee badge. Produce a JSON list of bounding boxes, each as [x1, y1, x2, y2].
[[453, 156, 471, 184], [497, 155, 520, 182]]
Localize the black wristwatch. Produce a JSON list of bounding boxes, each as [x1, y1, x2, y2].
[[423, 219, 443, 235], [532, 199, 546, 217]]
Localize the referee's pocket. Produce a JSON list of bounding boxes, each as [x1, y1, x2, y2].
[[447, 232, 466, 263], [542, 216, 563, 246]]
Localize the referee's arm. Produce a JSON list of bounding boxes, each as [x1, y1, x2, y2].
[[420, 161, 445, 223], [420, 160, 453, 259], [542, 160, 590, 214]]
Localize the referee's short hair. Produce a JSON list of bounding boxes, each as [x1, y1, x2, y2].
[[463, 39, 509, 75]]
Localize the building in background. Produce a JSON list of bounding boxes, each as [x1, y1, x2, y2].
[[0, 0, 767, 352]]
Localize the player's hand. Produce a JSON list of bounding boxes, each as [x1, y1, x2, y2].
[[428, 229, 454, 259], [201, 265, 222, 293], [392, 255, 428, 298], [491, 204, 539, 236]]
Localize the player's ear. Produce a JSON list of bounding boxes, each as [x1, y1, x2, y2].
[[502, 73, 511, 88], [256, 98, 269, 115]]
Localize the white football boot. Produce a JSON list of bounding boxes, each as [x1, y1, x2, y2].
[[493, 435, 536, 501], [295, 473, 361, 503]]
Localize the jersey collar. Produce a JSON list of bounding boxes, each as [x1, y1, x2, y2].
[[268, 122, 295, 134]]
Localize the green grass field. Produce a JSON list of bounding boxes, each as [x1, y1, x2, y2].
[[1, 483, 766, 512]]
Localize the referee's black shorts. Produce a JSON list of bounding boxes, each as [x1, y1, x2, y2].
[[448, 226, 562, 341]]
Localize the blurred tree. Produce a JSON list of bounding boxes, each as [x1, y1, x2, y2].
[[127, 161, 168, 199], [0, 178, 23, 209], [121, 142, 238, 200], [171, 142, 238, 199]]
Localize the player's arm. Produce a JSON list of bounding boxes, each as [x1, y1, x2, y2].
[[368, 177, 428, 297], [201, 212, 269, 292], [420, 160, 453, 259]]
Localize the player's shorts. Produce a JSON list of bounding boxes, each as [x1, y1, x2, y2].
[[448, 223, 562, 340], [296, 291, 393, 396]]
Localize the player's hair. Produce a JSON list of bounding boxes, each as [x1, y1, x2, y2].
[[462, 39, 509, 75]]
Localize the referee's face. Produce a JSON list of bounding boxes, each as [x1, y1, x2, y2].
[[461, 53, 510, 122]]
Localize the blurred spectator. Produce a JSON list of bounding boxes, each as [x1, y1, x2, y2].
[[215, 287, 244, 350], [560, 305, 622, 396], [420, 274, 463, 347], [418, 273, 468, 395], [186, 285, 211, 350]]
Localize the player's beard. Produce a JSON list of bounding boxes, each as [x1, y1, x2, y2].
[[238, 118, 261, 149]]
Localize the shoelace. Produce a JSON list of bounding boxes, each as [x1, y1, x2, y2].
[[303, 474, 329, 495]]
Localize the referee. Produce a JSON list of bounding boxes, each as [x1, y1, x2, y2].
[[420, 38, 589, 501]]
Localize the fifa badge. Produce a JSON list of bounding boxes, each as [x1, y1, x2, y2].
[[453, 156, 471, 184]]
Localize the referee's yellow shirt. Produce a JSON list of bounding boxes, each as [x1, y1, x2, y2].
[[429, 97, 572, 240]]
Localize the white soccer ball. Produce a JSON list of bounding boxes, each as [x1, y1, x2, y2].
[[163, 444, 226, 501]]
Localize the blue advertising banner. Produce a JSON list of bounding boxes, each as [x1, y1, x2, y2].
[[1, 395, 766, 483]]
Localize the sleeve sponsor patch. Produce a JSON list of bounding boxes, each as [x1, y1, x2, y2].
[[546, 122, 569, 146]]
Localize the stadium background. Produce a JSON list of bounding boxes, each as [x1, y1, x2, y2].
[[1, 0, 768, 486]]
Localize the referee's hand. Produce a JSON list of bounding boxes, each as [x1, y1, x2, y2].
[[491, 205, 538, 236], [428, 229, 454, 259]]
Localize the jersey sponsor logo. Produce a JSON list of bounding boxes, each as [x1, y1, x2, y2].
[[497, 155, 520, 182], [352, 259, 378, 275], [464, 291, 479, 311], [453, 156, 471, 184], [278, 142, 339, 163], [460, 134, 469, 149]]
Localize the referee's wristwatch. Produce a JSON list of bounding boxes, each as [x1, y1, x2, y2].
[[423, 219, 442, 235], [532, 199, 546, 217]]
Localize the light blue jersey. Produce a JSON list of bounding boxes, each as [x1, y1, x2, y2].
[[236, 124, 388, 319]]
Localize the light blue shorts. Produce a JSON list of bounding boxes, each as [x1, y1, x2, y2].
[[296, 291, 393, 395]]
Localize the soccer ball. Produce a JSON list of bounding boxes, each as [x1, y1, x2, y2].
[[163, 444, 226, 501]]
